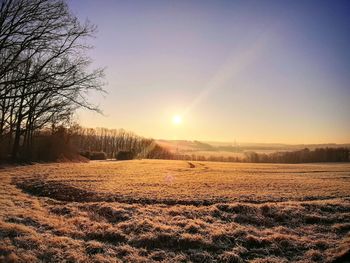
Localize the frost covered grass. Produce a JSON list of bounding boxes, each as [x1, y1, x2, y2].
[[1, 160, 350, 262]]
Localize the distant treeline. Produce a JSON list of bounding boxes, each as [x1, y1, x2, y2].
[[244, 148, 350, 163], [1, 123, 348, 163], [70, 126, 169, 160], [150, 147, 350, 163]]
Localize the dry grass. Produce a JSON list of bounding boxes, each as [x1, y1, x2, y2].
[[1, 160, 350, 262]]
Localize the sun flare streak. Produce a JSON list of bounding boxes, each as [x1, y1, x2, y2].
[[183, 33, 270, 117]]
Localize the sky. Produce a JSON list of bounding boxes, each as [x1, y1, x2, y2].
[[68, 0, 350, 144]]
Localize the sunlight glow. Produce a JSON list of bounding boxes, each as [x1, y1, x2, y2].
[[172, 115, 182, 125]]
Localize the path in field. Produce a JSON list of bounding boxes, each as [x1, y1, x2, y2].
[[187, 162, 196, 168]]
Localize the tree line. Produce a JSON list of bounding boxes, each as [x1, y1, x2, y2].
[[244, 148, 350, 163], [70, 126, 160, 159], [0, 0, 104, 161], [161, 147, 349, 163]]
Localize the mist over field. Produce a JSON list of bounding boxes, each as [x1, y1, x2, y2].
[[156, 139, 350, 160]]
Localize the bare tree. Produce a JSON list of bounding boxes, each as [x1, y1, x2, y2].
[[0, 0, 105, 160]]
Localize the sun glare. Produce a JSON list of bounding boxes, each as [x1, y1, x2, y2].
[[172, 115, 182, 125]]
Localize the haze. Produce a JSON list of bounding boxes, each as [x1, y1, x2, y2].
[[69, 0, 350, 144]]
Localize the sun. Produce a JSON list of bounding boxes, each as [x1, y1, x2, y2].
[[172, 115, 182, 125]]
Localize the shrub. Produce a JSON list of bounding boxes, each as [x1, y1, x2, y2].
[[80, 151, 107, 160], [90, 152, 107, 160], [116, 151, 134, 160]]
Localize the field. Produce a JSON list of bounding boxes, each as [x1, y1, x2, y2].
[[1, 160, 350, 262]]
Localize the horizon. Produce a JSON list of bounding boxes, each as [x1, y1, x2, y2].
[[69, 0, 350, 144], [156, 138, 350, 146]]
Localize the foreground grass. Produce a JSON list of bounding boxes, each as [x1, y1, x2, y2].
[[1, 160, 350, 262]]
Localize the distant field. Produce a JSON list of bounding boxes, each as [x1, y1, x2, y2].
[[156, 139, 350, 158], [1, 160, 350, 262], [181, 150, 246, 159], [14, 160, 350, 204]]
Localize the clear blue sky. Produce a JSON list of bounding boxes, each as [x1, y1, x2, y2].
[[69, 0, 350, 144]]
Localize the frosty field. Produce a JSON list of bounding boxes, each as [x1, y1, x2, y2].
[[1, 160, 350, 262]]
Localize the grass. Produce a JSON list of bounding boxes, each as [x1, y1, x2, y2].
[[1, 160, 350, 262]]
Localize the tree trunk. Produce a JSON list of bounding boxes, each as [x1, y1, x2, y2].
[[11, 95, 24, 161]]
